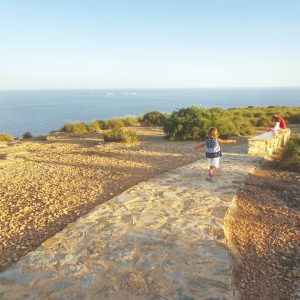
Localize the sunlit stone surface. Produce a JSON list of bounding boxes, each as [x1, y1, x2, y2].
[[0, 144, 259, 300]]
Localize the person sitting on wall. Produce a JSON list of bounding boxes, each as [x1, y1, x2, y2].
[[273, 114, 287, 129], [269, 114, 287, 133]]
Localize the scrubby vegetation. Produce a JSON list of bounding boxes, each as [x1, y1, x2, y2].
[[22, 132, 33, 139], [57, 106, 299, 141], [106, 119, 125, 129], [87, 121, 101, 133], [0, 133, 14, 141], [60, 116, 139, 135], [62, 122, 91, 134], [163, 106, 300, 141], [282, 137, 300, 170], [121, 116, 139, 126], [163, 106, 210, 140], [142, 111, 168, 127], [103, 127, 138, 143], [35, 135, 48, 141]]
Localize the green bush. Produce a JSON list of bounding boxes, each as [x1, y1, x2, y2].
[[253, 112, 265, 118], [22, 132, 33, 139], [287, 114, 300, 124], [242, 112, 253, 118], [163, 106, 210, 140], [142, 111, 167, 127], [0, 133, 14, 141], [282, 138, 300, 170], [103, 127, 138, 143], [137, 115, 144, 123], [256, 117, 271, 127]]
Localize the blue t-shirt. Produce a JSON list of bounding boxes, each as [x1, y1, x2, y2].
[[205, 138, 222, 158]]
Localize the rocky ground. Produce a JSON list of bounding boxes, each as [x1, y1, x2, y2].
[[1, 124, 299, 299], [1, 126, 240, 272], [0, 148, 255, 300], [227, 163, 300, 299]]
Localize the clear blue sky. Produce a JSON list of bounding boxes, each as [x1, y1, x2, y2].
[[0, 0, 299, 89]]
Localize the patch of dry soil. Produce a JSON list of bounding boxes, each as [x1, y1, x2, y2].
[[227, 165, 300, 299]]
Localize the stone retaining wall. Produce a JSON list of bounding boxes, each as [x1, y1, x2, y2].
[[248, 129, 291, 156]]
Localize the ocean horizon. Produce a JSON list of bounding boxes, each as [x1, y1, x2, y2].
[[1, 87, 300, 137]]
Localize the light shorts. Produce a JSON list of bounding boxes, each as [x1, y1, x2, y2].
[[207, 157, 220, 168]]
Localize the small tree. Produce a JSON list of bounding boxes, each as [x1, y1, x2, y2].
[[163, 106, 210, 140], [142, 111, 167, 127], [22, 132, 33, 139]]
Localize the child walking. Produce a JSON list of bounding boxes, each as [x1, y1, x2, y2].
[[195, 127, 236, 178]]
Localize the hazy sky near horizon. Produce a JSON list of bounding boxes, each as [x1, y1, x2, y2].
[[1, 0, 300, 89]]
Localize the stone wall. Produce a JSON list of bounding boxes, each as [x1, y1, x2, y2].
[[248, 129, 291, 156]]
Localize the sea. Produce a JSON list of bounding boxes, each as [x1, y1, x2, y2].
[[0, 88, 299, 137]]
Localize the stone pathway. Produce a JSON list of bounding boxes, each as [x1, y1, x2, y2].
[[0, 144, 260, 300]]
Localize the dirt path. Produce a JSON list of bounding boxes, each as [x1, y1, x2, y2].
[[226, 165, 300, 299]]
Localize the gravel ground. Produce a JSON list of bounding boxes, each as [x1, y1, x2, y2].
[[1, 127, 221, 272], [228, 165, 300, 299]]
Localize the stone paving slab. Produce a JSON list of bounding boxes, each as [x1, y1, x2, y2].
[[0, 147, 260, 300]]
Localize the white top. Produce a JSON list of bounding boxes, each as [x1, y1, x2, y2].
[[273, 122, 280, 131]]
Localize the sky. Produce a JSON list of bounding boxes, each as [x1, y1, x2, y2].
[[0, 0, 300, 89]]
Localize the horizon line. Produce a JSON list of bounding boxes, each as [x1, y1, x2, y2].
[[1, 85, 300, 91]]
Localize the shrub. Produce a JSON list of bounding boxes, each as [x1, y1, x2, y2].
[[237, 122, 254, 136], [87, 121, 101, 133], [163, 106, 210, 140], [35, 135, 48, 141], [107, 119, 125, 129], [95, 120, 108, 129], [103, 127, 138, 143], [0, 133, 14, 141], [62, 122, 88, 134], [72, 122, 88, 134], [282, 138, 300, 170], [137, 115, 144, 123], [253, 112, 265, 118], [62, 122, 75, 133], [208, 107, 222, 114], [123, 130, 138, 143], [142, 111, 167, 127], [122, 116, 139, 126], [287, 114, 300, 124], [22, 132, 33, 139], [256, 117, 271, 127], [242, 112, 253, 118]]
